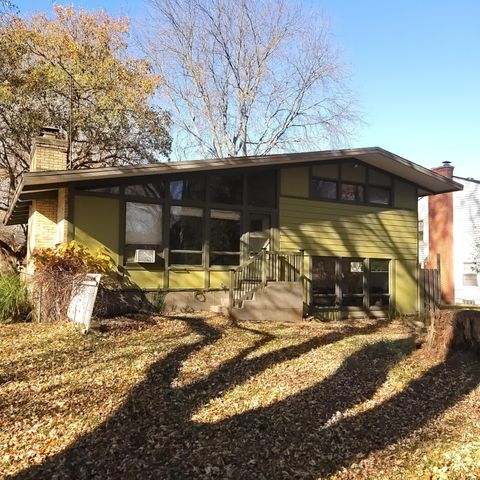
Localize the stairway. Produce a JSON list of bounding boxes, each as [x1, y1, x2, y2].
[[229, 281, 303, 322]]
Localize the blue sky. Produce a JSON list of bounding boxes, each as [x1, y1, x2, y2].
[[16, 0, 480, 178]]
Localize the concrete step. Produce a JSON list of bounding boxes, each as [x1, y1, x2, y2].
[[230, 281, 303, 322]]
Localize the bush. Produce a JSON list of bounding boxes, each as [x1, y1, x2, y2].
[[32, 242, 115, 322], [0, 273, 31, 323]]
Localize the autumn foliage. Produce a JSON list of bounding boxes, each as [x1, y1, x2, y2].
[[0, 4, 171, 227], [31, 241, 115, 322]]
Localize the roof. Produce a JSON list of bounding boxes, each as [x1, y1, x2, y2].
[[453, 175, 480, 185], [4, 147, 463, 225]]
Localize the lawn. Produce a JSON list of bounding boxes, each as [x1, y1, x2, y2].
[[1, 314, 479, 479]]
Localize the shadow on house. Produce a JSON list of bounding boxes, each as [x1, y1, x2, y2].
[[11, 317, 480, 479]]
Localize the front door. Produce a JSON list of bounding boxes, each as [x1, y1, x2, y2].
[[247, 212, 272, 258]]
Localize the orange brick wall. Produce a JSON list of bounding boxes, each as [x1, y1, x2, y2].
[[427, 164, 455, 303]]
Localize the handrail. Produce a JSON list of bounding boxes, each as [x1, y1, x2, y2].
[[229, 249, 304, 308]]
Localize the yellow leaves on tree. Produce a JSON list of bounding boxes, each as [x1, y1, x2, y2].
[[0, 5, 171, 213]]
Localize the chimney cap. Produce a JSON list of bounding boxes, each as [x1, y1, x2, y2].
[[442, 161, 453, 167], [39, 126, 60, 137]]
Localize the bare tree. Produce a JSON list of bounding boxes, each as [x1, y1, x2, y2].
[[144, 0, 359, 159]]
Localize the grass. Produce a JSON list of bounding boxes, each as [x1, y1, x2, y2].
[[1, 314, 479, 479], [0, 274, 30, 323]]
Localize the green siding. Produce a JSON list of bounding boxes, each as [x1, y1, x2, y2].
[[73, 195, 120, 265], [394, 180, 418, 210], [170, 270, 205, 289], [127, 269, 164, 289], [280, 167, 309, 197], [279, 196, 418, 314]]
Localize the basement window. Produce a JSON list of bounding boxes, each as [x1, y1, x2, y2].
[[311, 257, 390, 309]]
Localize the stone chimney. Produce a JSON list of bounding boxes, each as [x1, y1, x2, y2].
[[427, 161, 455, 303], [26, 127, 69, 268]]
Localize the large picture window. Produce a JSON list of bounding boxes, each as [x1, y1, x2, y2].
[[210, 209, 241, 266], [170, 206, 204, 265], [125, 202, 163, 264]]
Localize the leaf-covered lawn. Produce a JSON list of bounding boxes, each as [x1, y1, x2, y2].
[[1, 314, 479, 479]]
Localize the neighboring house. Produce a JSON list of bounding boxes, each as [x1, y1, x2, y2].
[[419, 162, 480, 305], [5, 127, 461, 320]]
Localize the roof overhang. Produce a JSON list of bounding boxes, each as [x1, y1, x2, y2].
[[4, 147, 463, 225]]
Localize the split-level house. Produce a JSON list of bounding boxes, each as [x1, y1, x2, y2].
[[419, 161, 480, 305], [4, 127, 462, 320]]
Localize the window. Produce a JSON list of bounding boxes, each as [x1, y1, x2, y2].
[[125, 202, 163, 264], [311, 257, 391, 309], [367, 186, 391, 205], [341, 258, 364, 306], [169, 206, 203, 265], [247, 170, 276, 208], [309, 162, 395, 207], [210, 210, 241, 266], [312, 257, 337, 306], [418, 220, 424, 242], [248, 213, 271, 255], [369, 259, 390, 307], [312, 178, 337, 200], [209, 173, 243, 204], [341, 183, 364, 202], [125, 182, 165, 199], [463, 263, 478, 287], [169, 177, 205, 202]]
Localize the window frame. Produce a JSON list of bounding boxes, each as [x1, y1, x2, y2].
[[308, 159, 394, 208], [124, 200, 164, 267], [310, 256, 391, 311]]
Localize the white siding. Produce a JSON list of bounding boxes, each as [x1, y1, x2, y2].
[[418, 196, 429, 265], [453, 178, 480, 304]]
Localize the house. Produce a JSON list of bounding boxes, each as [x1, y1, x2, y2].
[[4, 127, 462, 320], [419, 162, 480, 305]]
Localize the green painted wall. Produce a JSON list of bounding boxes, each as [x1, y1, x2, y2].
[[127, 269, 164, 289], [279, 194, 418, 315], [169, 270, 205, 289], [210, 270, 231, 288], [73, 195, 120, 265], [280, 167, 309, 197]]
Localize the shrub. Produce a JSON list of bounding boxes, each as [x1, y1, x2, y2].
[[31, 242, 115, 322], [0, 273, 31, 323]]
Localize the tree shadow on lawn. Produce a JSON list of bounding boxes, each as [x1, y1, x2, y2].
[[11, 317, 480, 480]]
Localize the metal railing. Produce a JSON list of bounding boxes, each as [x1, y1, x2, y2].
[[229, 249, 304, 307]]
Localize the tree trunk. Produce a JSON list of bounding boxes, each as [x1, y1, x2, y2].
[[426, 309, 480, 361]]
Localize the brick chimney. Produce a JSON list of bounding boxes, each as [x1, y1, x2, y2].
[[30, 126, 68, 172], [27, 127, 69, 268], [428, 161, 455, 303]]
